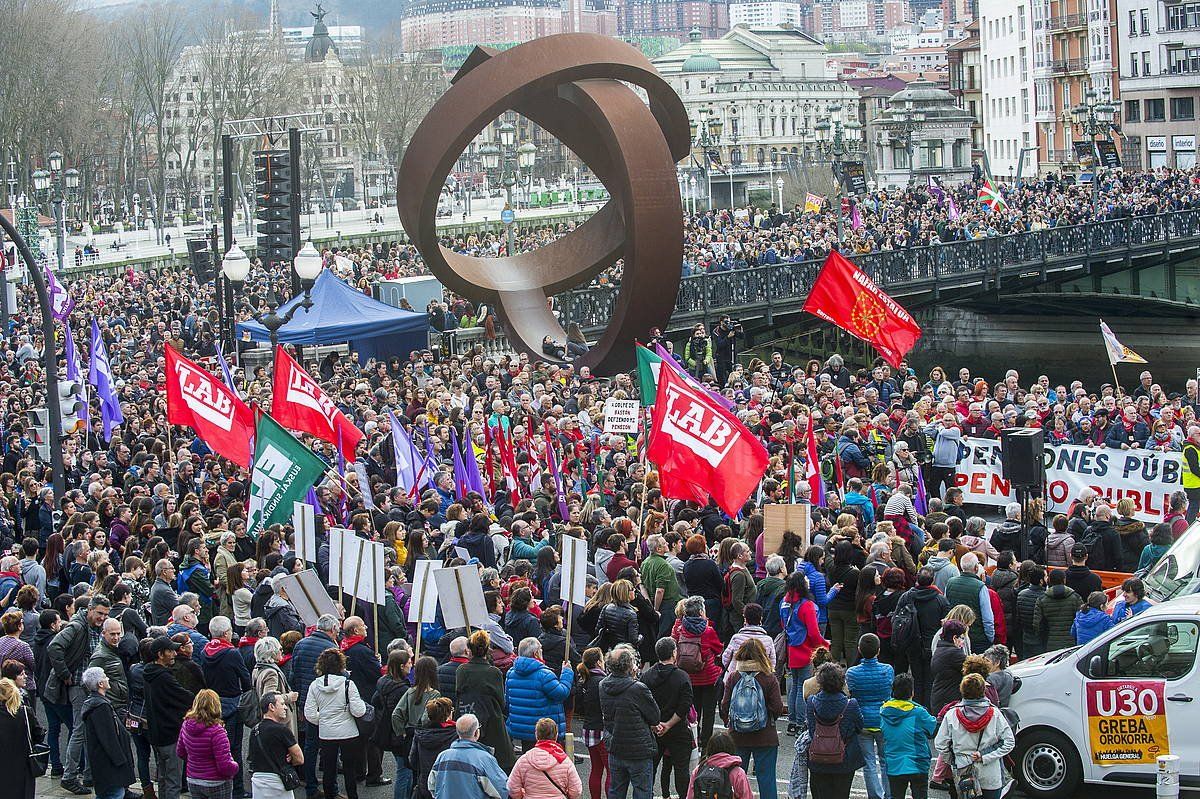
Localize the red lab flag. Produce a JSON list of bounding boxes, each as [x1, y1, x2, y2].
[[647, 363, 768, 516], [270, 345, 363, 462], [802, 250, 922, 369], [164, 345, 256, 467]]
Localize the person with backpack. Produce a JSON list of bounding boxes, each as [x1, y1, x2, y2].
[[780, 571, 829, 736], [373, 650, 413, 799], [894, 568, 949, 710], [685, 732, 754, 799], [720, 638, 786, 799], [879, 673, 937, 799], [721, 603, 774, 670], [755, 556, 788, 640], [507, 717, 583, 799], [671, 595, 724, 751], [805, 662, 866, 799], [847, 634, 895, 799], [409, 697, 458, 799], [640, 638, 695, 799]]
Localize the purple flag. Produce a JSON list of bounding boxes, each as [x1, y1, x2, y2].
[[850, 204, 864, 231], [63, 321, 88, 428], [652, 342, 737, 411], [389, 410, 432, 496], [927, 175, 945, 207], [913, 463, 929, 516], [88, 319, 123, 439], [462, 429, 488, 502], [947, 195, 960, 221], [544, 425, 570, 521], [449, 427, 470, 499], [45, 267, 74, 321], [215, 342, 240, 399]]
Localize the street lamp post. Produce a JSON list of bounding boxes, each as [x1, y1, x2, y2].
[[690, 107, 724, 209], [32, 151, 80, 273], [481, 122, 537, 257], [813, 103, 863, 244], [889, 109, 924, 186], [776, 177, 785, 210], [222, 241, 323, 357], [1071, 88, 1118, 217]]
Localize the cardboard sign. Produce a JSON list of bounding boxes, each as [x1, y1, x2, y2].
[[603, 398, 640, 434], [1086, 680, 1170, 765], [432, 564, 488, 630], [327, 528, 352, 588], [408, 559, 440, 623], [292, 501, 317, 565], [762, 504, 809, 557], [274, 569, 338, 627], [560, 534, 588, 607]]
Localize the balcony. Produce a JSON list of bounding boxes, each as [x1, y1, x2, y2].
[[1049, 58, 1090, 74], [1048, 13, 1087, 31], [1045, 149, 1075, 163]]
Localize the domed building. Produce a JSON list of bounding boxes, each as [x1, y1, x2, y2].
[[304, 4, 338, 63], [873, 79, 975, 189]]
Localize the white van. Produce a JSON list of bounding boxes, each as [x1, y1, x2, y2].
[[1008, 594, 1200, 797]]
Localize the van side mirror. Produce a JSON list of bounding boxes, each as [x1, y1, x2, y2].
[[1088, 655, 1104, 679]]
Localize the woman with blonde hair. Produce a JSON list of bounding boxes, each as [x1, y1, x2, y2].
[[177, 688, 238, 798], [720, 638, 786, 799], [0, 675, 42, 799]]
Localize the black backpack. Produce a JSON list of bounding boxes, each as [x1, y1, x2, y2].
[[757, 583, 786, 638], [890, 594, 919, 653], [691, 759, 734, 799]]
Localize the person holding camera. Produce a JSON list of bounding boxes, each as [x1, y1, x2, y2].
[[711, 316, 742, 387]]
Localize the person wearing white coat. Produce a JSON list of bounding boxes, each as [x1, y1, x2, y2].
[[302, 648, 368, 799], [934, 674, 1015, 799]]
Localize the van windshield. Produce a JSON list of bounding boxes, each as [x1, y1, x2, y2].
[[1144, 526, 1200, 603]]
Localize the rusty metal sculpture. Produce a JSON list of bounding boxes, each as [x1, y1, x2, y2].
[[397, 34, 690, 374]]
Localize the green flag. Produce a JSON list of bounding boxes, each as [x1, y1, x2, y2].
[[635, 344, 662, 407], [247, 412, 329, 539]]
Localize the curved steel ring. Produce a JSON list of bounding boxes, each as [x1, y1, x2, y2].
[[397, 33, 690, 374]]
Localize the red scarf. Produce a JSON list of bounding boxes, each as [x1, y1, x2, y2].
[[955, 704, 995, 733], [238, 636, 259, 650], [534, 739, 567, 764], [203, 639, 234, 657], [340, 634, 366, 652]]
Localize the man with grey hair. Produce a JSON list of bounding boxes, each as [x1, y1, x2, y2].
[[640, 533, 682, 636], [437, 636, 470, 699], [990, 501, 1026, 559], [292, 613, 341, 795], [944, 552, 995, 652], [49, 593, 111, 793], [600, 645, 660, 799], [428, 714, 509, 799], [1083, 502, 1122, 572], [201, 615, 251, 794], [150, 559, 179, 626], [166, 604, 207, 663], [80, 665, 136, 799]]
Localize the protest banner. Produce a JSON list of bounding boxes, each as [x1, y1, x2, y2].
[[602, 398, 640, 434], [762, 504, 809, 556], [1086, 680, 1170, 765], [954, 437, 1179, 522], [273, 569, 338, 628], [292, 501, 316, 564], [433, 564, 488, 631]]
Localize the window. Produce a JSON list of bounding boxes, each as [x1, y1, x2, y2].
[[1172, 96, 1195, 120], [1168, 3, 1200, 30], [1086, 620, 1200, 681], [1128, 9, 1137, 34], [1131, 51, 1139, 76], [1125, 99, 1141, 122], [1146, 97, 1166, 120], [921, 140, 943, 168], [1144, 51, 1152, 75], [1169, 47, 1200, 73], [1141, 8, 1150, 33]]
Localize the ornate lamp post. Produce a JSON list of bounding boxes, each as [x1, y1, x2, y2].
[[690, 107, 724, 209], [222, 241, 323, 358], [32, 152, 79, 273], [813, 103, 863, 243], [1071, 88, 1118, 217], [482, 121, 538, 257], [888, 109, 925, 186]]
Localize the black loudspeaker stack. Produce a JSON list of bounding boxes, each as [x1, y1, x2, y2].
[[1000, 427, 1045, 488]]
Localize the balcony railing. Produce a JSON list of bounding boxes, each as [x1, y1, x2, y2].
[[1050, 58, 1090, 74], [554, 209, 1200, 334], [1048, 13, 1087, 30]]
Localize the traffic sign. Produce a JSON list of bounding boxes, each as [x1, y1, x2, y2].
[[501, 208, 515, 224]]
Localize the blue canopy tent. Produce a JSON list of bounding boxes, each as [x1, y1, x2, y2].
[[236, 269, 427, 363]]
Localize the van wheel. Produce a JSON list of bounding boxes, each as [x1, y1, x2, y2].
[[1014, 729, 1082, 798]]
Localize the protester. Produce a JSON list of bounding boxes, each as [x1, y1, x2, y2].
[[672, 594, 724, 750], [178, 688, 240, 799], [686, 732, 754, 799], [248, 691, 305, 799], [304, 647, 368, 799], [879, 673, 936, 799], [933, 674, 1016, 799], [145, 636, 194, 799], [598, 645, 660, 799], [574, 648, 610, 799], [504, 637, 573, 749], [805, 662, 865, 799], [507, 717, 583, 799], [1, 675, 43, 799], [846, 634, 894, 799], [428, 714, 511, 799], [719, 637, 786, 799]]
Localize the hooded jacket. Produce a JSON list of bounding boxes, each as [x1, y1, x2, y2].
[[1114, 517, 1149, 573], [926, 555, 959, 593], [176, 717, 239, 782], [1034, 584, 1082, 651], [303, 671, 367, 741], [1014, 584, 1046, 652], [672, 615, 724, 686], [507, 740, 583, 799], [639, 661, 694, 743], [805, 692, 865, 773], [880, 698, 937, 776], [989, 568, 1020, 634], [458, 529, 497, 568], [504, 656, 574, 741], [1071, 607, 1115, 645], [265, 595, 305, 639], [988, 521, 1024, 560], [82, 691, 135, 792], [143, 661, 195, 747], [685, 752, 754, 799], [598, 674, 660, 759], [201, 638, 252, 698], [719, 662, 786, 749], [929, 637, 968, 713], [410, 722, 458, 799], [721, 624, 775, 670], [1044, 529, 1075, 568]]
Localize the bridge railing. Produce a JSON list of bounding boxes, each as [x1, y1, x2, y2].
[[556, 208, 1200, 332]]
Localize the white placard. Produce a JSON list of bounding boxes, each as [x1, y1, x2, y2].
[[328, 527, 348, 588], [274, 569, 338, 627], [334, 531, 386, 606], [560, 534, 588, 607], [432, 565, 488, 630], [293, 501, 317, 564], [603, 398, 640, 434], [408, 559, 440, 623], [454, 546, 470, 562]]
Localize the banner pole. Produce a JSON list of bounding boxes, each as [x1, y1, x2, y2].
[[1110, 361, 1124, 399], [349, 535, 366, 619], [452, 567, 472, 636], [372, 544, 380, 654]]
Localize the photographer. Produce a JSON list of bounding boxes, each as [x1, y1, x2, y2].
[[711, 316, 742, 387]]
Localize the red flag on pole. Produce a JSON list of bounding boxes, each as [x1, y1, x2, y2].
[[647, 362, 768, 516], [270, 345, 363, 462], [802, 250, 922, 368], [164, 345, 256, 467]]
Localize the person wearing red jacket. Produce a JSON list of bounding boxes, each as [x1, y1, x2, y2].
[[671, 596, 725, 750], [780, 571, 830, 735]]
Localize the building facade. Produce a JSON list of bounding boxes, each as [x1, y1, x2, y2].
[[873, 79, 976, 187], [1116, 0, 1200, 169], [947, 19, 984, 161], [400, 0, 565, 50], [811, 0, 911, 43], [979, 3, 1036, 177], [729, 0, 805, 28]]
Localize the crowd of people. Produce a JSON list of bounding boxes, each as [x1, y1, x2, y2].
[[0, 171, 1198, 799]]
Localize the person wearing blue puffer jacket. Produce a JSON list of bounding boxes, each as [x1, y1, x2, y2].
[[879, 673, 937, 799], [503, 636, 573, 750], [801, 549, 831, 626], [1072, 591, 1117, 645], [847, 634, 895, 799]]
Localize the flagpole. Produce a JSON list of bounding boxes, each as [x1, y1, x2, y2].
[[1110, 361, 1124, 399]]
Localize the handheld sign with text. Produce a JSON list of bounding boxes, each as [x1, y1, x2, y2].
[[603, 398, 640, 434], [561, 534, 589, 607], [408, 559, 440, 624]]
